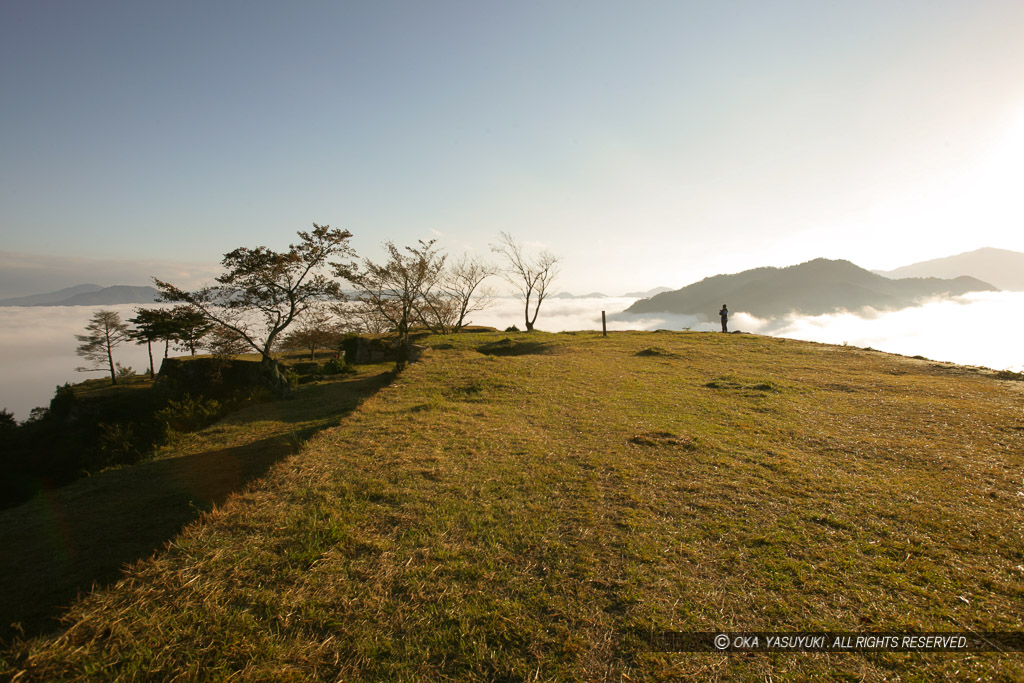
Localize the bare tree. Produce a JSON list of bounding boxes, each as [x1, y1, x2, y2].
[[491, 232, 560, 332], [76, 310, 132, 384], [416, 291, 460, 334], [332, 300, 392, 334], [155, 224, 356, 375], [418, 254, 497, 333], [278, 304, 343, 360], [339, 240, 445, 366]]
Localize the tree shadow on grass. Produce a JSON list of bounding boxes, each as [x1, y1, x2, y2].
[[266, 372, 396, 426], [0, 371, 391, 644]]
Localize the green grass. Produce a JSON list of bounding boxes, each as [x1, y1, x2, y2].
[[3, 331, 1023, 680]]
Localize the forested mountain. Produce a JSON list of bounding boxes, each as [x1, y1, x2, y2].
[[626, 258, 996, 320]]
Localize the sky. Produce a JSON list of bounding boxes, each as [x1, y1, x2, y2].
[[3, 1, 1024, 296]]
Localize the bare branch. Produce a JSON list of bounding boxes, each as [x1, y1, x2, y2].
[[490, 233, 561, 331], [343, 240, 445, 366]]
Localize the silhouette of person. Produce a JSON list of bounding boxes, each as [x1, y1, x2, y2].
[[719, 304, 728, 333]]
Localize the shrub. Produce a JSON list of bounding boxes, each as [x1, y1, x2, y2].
[[115, 362, 135, 379], [323, 357, 355, 375], [97, 422, 144, 466], [504, 325, 520, 332], [994, 369, 1024, 381], [155, 394, 223, 433]]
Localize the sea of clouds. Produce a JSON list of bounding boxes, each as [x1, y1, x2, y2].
[[1, 292, 1021, 420], [0, 304, 169, 420]]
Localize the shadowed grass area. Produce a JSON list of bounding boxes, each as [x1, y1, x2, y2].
[[2, 331, 1023, 680], [476, 337, 556, 357], [0, 363, 393, 642], [634, 346, 677, 357]]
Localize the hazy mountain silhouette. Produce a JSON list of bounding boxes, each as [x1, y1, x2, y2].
[[876, 247, 1024, 291], [623, 286, 672, 298], [625, 258, 996, 320], [0, 284, 104, 306], [551, 288, 671, 299], [552, 291, 608, 299], [0, 285, 160, 307]]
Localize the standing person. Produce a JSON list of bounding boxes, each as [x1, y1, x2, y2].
[[719, 304, 728, 333]]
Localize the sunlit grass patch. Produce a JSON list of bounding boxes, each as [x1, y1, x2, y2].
[[3, 331, 1023, 680]]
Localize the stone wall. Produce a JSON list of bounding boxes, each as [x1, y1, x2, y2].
[[157, 357, 290, 397]]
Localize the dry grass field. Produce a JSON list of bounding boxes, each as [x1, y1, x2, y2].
[[2, 330, 1023, 680]]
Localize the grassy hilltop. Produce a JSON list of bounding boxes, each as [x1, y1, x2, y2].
[[3, 331, 1023, 680]]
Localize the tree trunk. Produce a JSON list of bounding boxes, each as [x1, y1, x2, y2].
[[528, 298, 542, 331], [147, 341, 155, 378], [259, 356, 290, 397], [396, 332, 410, 370], [107, 343, 117, 385]]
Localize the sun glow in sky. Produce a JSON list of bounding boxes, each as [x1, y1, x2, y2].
[[2, 1, 1024, 295]]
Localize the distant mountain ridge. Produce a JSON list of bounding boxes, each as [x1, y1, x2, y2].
[[876, 247, 1024, 291], [0, 284, 104, 306], [551, 287, 671, 299], [551, 291, 608, 300], [623, 286, 672, 298], [0, 285, 160, 307], [625, 258, 996, 320]]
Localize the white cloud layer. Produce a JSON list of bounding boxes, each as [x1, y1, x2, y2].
[[473, 293, 1024, 373], [0, 305, 172, 420], [742, 292, 1024, 373]]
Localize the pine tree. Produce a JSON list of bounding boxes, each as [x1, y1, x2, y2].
[[76, 310, 132, 384]]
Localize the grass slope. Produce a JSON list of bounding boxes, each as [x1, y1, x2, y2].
[[0, 361, 393, 642], [3, 331, 1023, 680]]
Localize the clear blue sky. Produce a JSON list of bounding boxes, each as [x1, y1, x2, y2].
[[3, 0, 1024, 295]]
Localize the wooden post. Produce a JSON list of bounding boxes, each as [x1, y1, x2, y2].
[[602, 310, 607, 337]]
